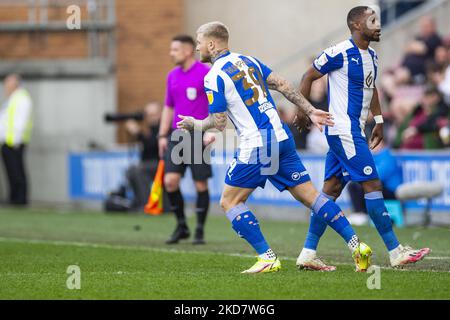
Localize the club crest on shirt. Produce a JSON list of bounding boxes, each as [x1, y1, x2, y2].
[[364, 166, 373, 175], [186, 87, 197, 101], [206, 90, 214, 105]]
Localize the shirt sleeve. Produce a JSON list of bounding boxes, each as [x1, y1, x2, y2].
[[313, 45, 344, 75], [204, 74, 227, 113], [253, 57, 272, 81], [165, 74, 174, 108]]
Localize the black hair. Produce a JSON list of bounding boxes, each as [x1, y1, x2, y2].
[[347, 6, 371, 31], [172, 34, 195, 47]]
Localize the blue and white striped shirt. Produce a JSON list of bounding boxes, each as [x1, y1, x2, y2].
[[313, 38, 378, 137], [204, 51, 289, 148]]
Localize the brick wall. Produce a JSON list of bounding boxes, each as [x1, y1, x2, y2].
[[115, 0, 183, 141], [0, 0, 184, 141]]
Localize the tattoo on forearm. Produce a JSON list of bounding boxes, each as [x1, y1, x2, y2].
[[212, 112, 227, 131], [267, 73, 315, 115], [199, 113, 227, 131]]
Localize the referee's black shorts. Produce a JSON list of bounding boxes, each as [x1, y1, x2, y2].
[[164, 130, 212, 181]]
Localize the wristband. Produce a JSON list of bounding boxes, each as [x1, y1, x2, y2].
[[157, 134, 168, 139], [374, 115, 384, 124]]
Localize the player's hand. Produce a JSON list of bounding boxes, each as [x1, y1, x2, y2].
[[125, 120, 140, 136], [158, 136, 168, 159], [309, 109, 335, 133], [293, 110, 312, 133], [369, 123, 384, 150], [203, 132, 216, 146], [177, 115, 196, 131]]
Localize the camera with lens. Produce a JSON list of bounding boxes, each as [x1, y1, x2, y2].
[[104, 112, 144, 122]]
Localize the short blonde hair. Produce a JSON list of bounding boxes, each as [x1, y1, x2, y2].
[[196, 21, 229, 42]]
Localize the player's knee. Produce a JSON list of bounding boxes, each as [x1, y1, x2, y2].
[[362, 179, 383, 193], [220, 193, 245, 213], [322, 182, 342, 199], [194, 181, 208, 193], [164, 176, 180, 193], [219, 195, 230, 212], [312, 194, 341, 220]]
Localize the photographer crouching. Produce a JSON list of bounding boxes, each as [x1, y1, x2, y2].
[[123, 102, 162, 211]]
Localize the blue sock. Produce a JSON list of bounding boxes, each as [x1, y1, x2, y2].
[[365, 191, 400, 251], [226, 204, 270, 255], [311, 194, 356, 243], [304, 193, 332, 250]]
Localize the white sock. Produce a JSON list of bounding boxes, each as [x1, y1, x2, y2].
[[299, 248, 316, 260], [347, 235, 360, 252], [259, 248, 276, 260], [389, 244, 403, 258]]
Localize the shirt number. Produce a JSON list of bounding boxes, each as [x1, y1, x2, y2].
[[231, 66, 268, 106]]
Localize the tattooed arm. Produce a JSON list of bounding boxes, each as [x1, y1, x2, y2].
[[177, 113, 227, 132], [266, 72, 316, 116], [266, 72, 334, 131]]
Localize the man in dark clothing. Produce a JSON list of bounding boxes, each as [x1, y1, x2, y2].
[[402, 16, 442, 83], [125, 102, 161, 209]]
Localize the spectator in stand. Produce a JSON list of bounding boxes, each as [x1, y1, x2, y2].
[[124, 102, 162, 210], [402, 16, 442, 84], [429, 46, 450, 105], [434, 45, 449, 69], [394, 85, 448, 150]]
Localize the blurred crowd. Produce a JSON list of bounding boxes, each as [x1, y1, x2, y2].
[[381, 16, 450, 150]]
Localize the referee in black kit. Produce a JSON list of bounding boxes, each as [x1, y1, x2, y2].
[[158, 35, 214, 245]]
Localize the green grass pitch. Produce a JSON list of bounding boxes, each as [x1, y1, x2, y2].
[[0, 207, 449, 299]]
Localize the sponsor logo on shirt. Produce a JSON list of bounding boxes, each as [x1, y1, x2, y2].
[[258, 102, 274, 113], [291, 171, 308, 181], [365, 71, 374, 88], [206, 91, 214, 105]]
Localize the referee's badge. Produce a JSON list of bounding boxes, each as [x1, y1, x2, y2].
[[206, 90, 214, 105], [186, 87, 197, 101]]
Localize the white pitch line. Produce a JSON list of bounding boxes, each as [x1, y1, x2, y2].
[[0, 237, 448, 273], [0, 271, 146, 277]]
